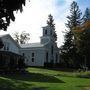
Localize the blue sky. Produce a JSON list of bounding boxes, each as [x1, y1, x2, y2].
[[76, 0, 90, 13], [55, 0, 65, 6], [0, 0, 90, 47]]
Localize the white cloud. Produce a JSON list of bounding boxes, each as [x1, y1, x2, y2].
[[0, 0, 77, 47]]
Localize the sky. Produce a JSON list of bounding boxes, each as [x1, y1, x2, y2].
[[0, 0, 90, 47]]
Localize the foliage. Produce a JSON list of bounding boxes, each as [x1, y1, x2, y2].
[[0, 0, 28, 31], [60, 1, 82, 68], [13, 31, 30, 44], [47, 14, 55, 27], [20, 31, 30, 44], [82, 8, 90, 23], [0, 0, 29, 49], [13, 32, 20, 43], [74, 8, 90, 69], [47, 14, 57, 41], [66, 1, 82, 28]]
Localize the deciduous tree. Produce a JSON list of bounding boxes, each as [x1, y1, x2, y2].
[[13, 31, 30, 44], [0, 0, 29, 48], [0, 0, 28, 31], [75, 8, 90, 69]]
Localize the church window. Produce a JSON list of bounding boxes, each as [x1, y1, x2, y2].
[[22, 53, 25, 56], [46, 52, 48, 62], [51, 46, 53, 55], [31, 53, 35, 62], [32, 53, 34, 57], [56, 53, 58, 63], [32, 58, 34, 62], [45, 30, 47, 35]]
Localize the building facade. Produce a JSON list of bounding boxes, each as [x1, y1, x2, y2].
[[0, 34, 24, 70], [0, 24, 59, 67], [20, 25, 59, 66]]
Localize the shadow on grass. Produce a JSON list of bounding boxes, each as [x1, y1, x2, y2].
[[0, 71, 64, 83], [0, 77, 33, 90], [31, 87, 48, 90]]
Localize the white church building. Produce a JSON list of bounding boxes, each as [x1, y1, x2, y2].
[[20, 25, 59, 66], [0, 21, 59, 67]]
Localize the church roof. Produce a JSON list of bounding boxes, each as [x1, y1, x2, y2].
[[20, 43, 44, 48]]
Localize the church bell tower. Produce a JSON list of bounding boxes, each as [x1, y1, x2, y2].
[[40, 14, 59, 64], [40, 14, 57, 44]]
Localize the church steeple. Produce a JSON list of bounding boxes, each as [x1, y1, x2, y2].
[[40, 14, 57, 44]]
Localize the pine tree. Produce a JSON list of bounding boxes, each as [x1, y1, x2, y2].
[[60, 1, 82, 68], [82, 8, 90, 23], [47, 14, 57, 41]]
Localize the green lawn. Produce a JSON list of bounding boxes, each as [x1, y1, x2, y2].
[[0, 67, 90, 90]]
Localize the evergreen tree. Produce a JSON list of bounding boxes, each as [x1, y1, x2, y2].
[[47, 14, 57, 41], [47, 14, 55, 27], [82, 8, 90, 23], [60, 1, 82, 68]]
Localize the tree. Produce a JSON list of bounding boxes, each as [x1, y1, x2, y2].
[[60, 1, 82, 68], [82, 8, 90, 23], [20, 31, 30, 44], [0, 0, 29, 48], [47, 14, 55, 27], [13, 31, 30, 44], [13, 32, 20, 43], [47, 14, 57, 41], [75, 8, 90, 69], [0, 0, 28, 31]]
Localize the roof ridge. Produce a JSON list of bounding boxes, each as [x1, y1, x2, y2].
[[20, 42, 44, 48]]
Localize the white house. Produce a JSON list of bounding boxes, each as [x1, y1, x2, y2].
[[0, 34, 23, 69], [0, 24, 59, 67], [0, 34, 20, 54]]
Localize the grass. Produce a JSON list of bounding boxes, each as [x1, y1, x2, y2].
[[0, 67, 90, 90]]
